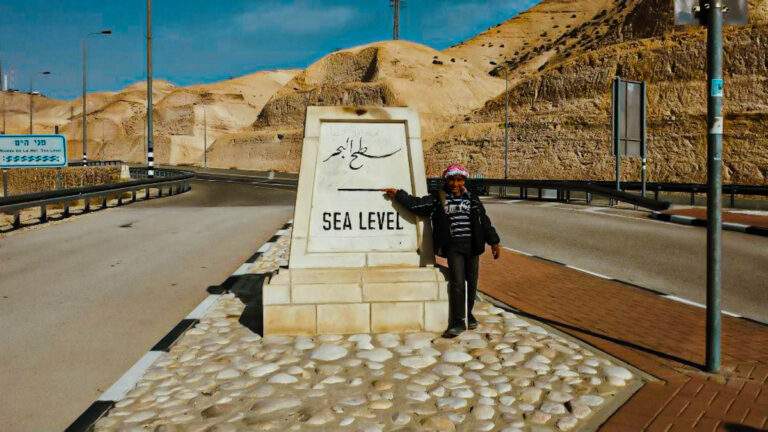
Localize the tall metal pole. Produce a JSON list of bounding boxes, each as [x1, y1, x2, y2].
[[29, 77, 33, 134], [146, 0, 154, 178], [203, 105, 207, 168], [641, 81, 647, 198], [504, 70, 509, 180], [705, 0, 724, 374], [392, 0, 400, 40], [82, 39, 88, 164]]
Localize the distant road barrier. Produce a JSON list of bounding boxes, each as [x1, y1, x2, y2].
[[0, 166, 193, 229], [428, 178, 768, 211]]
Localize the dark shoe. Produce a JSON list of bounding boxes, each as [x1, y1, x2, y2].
[[206, 285, 228, 294], [441, 326, 464, 339]]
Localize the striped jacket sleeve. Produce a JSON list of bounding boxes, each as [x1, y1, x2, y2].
[[394, 189, 436, 217]]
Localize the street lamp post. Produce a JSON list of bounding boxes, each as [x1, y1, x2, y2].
[[147, 0, 154, 178], [82, 30, 112, 165], [503, 69, 510, 195], [203, 105, 207, 168], [29, 71, 51, 134]]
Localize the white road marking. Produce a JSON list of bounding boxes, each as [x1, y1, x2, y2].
[[257, 242, 274, 253], [565, 265, 612, 279], [504, 200, 523, 204], [502, 246, 533, 256], [537, 202, 561, 207], [663, 295, 742, 318], [186, 295, 222, 320], [276, 229, 289, 236], [99, 351, 165, 401]]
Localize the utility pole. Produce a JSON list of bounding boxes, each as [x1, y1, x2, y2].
[[82, 30, 112, 165], [504, 69, 510, 184], [391, 0, 401, 40], [705, 0, 724, 374], [29, 71, 51, 134], [203, 105, 207, 168], [146, 0, 154, 178]]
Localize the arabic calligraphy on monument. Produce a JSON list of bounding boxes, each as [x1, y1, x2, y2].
[[322, 137, 402, 170]]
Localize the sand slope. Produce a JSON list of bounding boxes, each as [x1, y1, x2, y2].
[[425, 0, 768, 184]]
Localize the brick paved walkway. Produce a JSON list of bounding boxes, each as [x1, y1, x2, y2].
[[475, 250, 768, 431], [663, 208, 768, 229]]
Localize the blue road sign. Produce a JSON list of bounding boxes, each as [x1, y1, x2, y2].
[[0, 135, 68, 168]]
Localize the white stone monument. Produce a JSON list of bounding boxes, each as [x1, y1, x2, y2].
[[263, 106, 448, 335]]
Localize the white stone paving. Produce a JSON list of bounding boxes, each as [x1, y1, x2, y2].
[[93, 231, 641, 432]]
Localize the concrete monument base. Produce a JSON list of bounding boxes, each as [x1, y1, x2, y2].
[[263, 266, 450, 335]]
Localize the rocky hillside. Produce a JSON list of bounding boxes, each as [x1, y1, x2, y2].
[[425, 0, 768, 184], [204, 40, 503, 172]]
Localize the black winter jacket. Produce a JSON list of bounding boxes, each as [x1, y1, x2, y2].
[[394, 188, 501, 257]]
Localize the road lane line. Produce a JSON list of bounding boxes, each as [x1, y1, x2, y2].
[[503, 246, 533, 256], [565, 265, 612, 279]]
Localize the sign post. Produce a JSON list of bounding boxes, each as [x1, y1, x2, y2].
[[675, 0, 747, 373]]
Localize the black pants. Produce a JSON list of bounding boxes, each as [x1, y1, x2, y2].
[[446, 248, 480, 329]]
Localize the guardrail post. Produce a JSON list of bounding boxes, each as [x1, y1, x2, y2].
[[39, 205, 47, 223], [117, 193, 123, 206], [730, 188, 735, 208], [84, 199, 91, 213], [566, 190, 571, 203], [13, 212, 21, 228], [132, 190, 137, 202], [145, 187, 150, 199], [537, 188, 542, 200], [654, 188, 659, 201], [690, 191, 695, 206], [587, 192, 592, 205], [101, 194, 108, 209], [158, 187, 163, 198], [63, 201, 70, 217]]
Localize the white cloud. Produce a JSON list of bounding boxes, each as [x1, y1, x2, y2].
[[237, 1, 359, 35]]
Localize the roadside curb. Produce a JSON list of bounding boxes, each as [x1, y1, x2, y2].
[[650, 211, 768, 237], [64, 221, 292, 432], [502, 246, 768, 328]]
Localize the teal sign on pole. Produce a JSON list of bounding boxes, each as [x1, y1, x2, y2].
[[0, 135, 68, 168]]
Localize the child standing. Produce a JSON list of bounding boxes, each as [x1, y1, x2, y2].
[[384, 163, 501, 338]]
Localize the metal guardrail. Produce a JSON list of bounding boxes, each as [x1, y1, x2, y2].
[[68, 160, 123, 167], [428, 178, 673, 211], [428, 178, 768, 211], [0, 167, 194, 229]]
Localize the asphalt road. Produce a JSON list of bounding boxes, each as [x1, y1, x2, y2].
[[484, 200, 768, 323], [0, 180, 294, 432]]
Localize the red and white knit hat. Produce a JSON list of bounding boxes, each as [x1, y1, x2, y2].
[[443, 163, 469, 179]]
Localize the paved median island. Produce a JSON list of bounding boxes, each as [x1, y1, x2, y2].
[[89, 226, 645, 432]]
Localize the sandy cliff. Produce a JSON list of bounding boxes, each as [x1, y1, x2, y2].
[[425, 0, 768, 184]]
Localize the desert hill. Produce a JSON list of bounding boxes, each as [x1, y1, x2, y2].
[[424, 0, 768, 184], [1, 71, 298, 165], [202, 40, 504, 172]]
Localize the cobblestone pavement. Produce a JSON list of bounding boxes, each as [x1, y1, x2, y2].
[[91, 233, 644, 432], [476, 249, 768, 431]]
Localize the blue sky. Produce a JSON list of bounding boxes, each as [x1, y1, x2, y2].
[[0, 0, 540, 100]]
